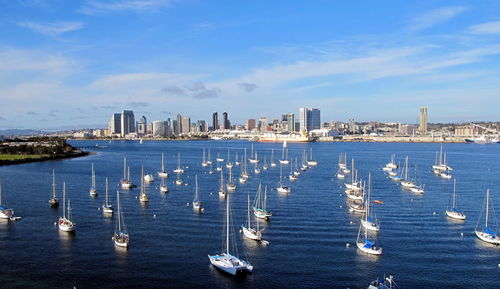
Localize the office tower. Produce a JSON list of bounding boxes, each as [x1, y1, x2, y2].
[[120, 110, 135, 137], [419, 107, 428, 133], [164, 118, 172, 136], [212, 112, 219, 131], [348, 118, 355, 133], [246, 119, 256, 130], [137, 115, 147, 136], [152, 120, 165, 138], [171, 119, 178, 136], [175, 114, 182, 135], [286, 112, 295, 132], [181, 117, 191, 134], [222, 112, 229, 130], [299, 108, 321, 132], [108, 113, 121, 136], [146, 123, 153, 135], [259, 117, 268, 132]]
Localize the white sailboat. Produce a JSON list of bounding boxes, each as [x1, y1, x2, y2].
[[277, 163, 290, 194], [192, 175, 203, 211], [361, 173, 380, 231], [158, 153, 169, 178], [400, 156, 415, 189], [175, 171, 183, 186], [206, 149, 212, 165], [113, 190, 129, 248], [433, 146, 453, 172], [339, 152, 347, 169], [409, 165, 425, 194], [58, 182, 75, 232], [248, 144, 259, 163], [262, 155, 268, 171], [242, 194, 262, 241], [219, 169, 227, 198], [49, 169, 59, 208], [300, 149, 308, 171], [226, 149, 233, 168], [144, 171, 154, 183], [216, 152, 224, 162], [201, 148, 208, 167], [0, 180, 19, 220], [160, 175, 169, 193], [336, 167, 345, 179], [445, 179, 465, 220], [235, 151, 240, 166], [356, 220, 382, 255], [102, 178, 113, 214], [89, 163, 97, 196], [270, 149, 277, 167], [253, 151, 261, 174], [208, 193, 253, 275], [139, 167, 149, 202], [279, 141, 289, 164], [289, 158, 298, 181], [252, 183, 272, 220], [226, 165, 236, 191], [474, 189, 500, 245], [293, 157, 301, 176], [383, 154, 398, 171], [173, 152, 184, 174], [120, 157, 133, 189], [307, 148, 318, 166]]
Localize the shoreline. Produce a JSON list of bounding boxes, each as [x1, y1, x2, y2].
[[0, 151, 91, 166]]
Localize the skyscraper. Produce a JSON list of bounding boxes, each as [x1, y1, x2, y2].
[[299, 108, 321, 132], [175, 114, 182, 135], [120, 110, 135, 137], [222, 112, 229, 130], [181, 117, 191, 134], [212, 112, 219, 131], [419, 106, 428, 133], [137, 115, 147, 136], [108, 113, 121, 136], [246, 119, 256, 130], [286, 112, 295, 132], [152, 120, 165, 138]]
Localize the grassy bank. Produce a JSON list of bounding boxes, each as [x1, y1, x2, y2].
[[0, 154, 49, 161]]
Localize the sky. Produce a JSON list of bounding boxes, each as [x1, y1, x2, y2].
[[1, 0, 500, 130]]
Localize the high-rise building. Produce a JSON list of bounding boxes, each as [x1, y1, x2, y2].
[[246, 119, 256, 130], [258, 117, 268, 132], [175, 114, 182, 135], [152, 120, 165, 138], [286, 112, 295, 132], [299, 108, 321, 132], [419, 106, 428, 134], [137, 115, 147, 136], [212, 112, 219, 131], [222, 112, 229, 130], [120, 110, 135, 137], [181, 117, 191, 134], [108, 113, 121, 136]]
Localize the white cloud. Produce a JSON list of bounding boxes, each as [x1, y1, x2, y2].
[[79, 0, 172, 14], [17, 21, 84, 36], [89, 72, 193, 90], [467, 21, 500, 34], [409, 6, 467, 31]]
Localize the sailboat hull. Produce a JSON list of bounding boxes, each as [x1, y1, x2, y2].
[[208, 254, 253, 275], [157, 172, 169, 178], [361, 219, 380, 232], [242, 226, 262, 241], [356, 241, 382, 255], [475, 230, 500, 245], [445, 210, 465, 220]]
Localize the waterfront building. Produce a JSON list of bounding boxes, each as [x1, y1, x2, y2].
[[137, 116, 147, 136], [152, 120, 165, 138], [286, 112, 295, 132], [146, 123, 153, 135], [175, 114, 182, 135], [246, 119, 256, 131], [258, 117, 269, 132], [212, 112, 219, 131], [181, 117, 191, 134], [299, 108, 321, 132], [222, 112, 230, 130], [419, 107, 428, 134], [120, 110, 135, 137], [108, 113, 121, 136]]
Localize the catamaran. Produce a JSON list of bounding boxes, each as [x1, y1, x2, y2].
[[58, 182, 75, 232], [208, 193, 253, 275], [474, 189, 500, 245], [158, 153, 169, 178], [120, 157, 133, 189], [307, 148, 318, 166], [102, 178, 113, 214], [242, 194, 262, 241], [89, 163, 97, 196], [173, 152, 184, 174], [361, 174, 380, 231], [49, 169, 59, 208], [226, 165, 236, 191], [139, 167, 149, 202], [356, 220, 382, 255], [192, 175, 203, 211], [0, 180, 19, 220], [445, 179, 465, 220], [252, 183, 272, 220], [113, 190, 129, 248], [277, 163, 290, 193]]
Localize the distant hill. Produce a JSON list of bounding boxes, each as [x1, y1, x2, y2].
[[0, 129, 44, 136]]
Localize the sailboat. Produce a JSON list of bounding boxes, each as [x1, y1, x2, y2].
[[175, 171, 183, 186], [89, 163, 97, 196], [293, 157, 301, 176], [58, 182, 75, 232], [445, 179, 465, 220], [234, 151, 240, 166], [262, 155, 268, 170], [160, 174, 169, 193], [219, 169, 227, 198], [0, 180, 19, 220], [144, 170, 154, 183], [368, 275, 397, 289], [409, 165, 425, 194], [289, 158, 298, 181], [216, 152, 225, 162], [113, 190, 129, 248], [202, 148, 208, 167], [226, 149, 233, 168], [383, 154, 398, 171], [307, 148, 318, 166], [433, 146, 453, 172], [345, 159, 362, 192], [226, 165, 236, 191], [474, 189, 500, 245], [206, 149, 213, 165], [336, 167, 345, 179], [356, 220, 382, 255], [102, 178, 113, 214], [400, 156, 415, 189], [208, 193, 253, 275], [339, 152, 347, 169], [240, 148, 250, 182], [279, 141, 289, 164], [252, 183, 272, 220], [192, 175, 203, 211], [300, 149, 308, 171], [253, 151, 261, 174], [158, 153, 169, 178], [120, 157, 133, 189], [139, 167, 149, 202], [49, 169, 59, 207], [242, 194, 262, 241], [270, 149, 277, 167], [173, 153, 184, 173], [249, 144, 259, 163], [277, 163, 291, 193], [361, 174, 380, 231]]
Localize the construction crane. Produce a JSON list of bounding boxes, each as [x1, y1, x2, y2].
[[470, 123, 500, 135]]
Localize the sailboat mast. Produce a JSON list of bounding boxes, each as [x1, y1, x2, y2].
[[105, 178, 109, 205], [127, 166, 130, 181], [123, 157, 127, 180], [226, 192, 230, 254], [92, 163, 95, 187], [63, 182, 66, 219], [52, 169, 56, 198], [141, 166, 144, 194], [220, 169, 224, 191], [177, 153, 180, 169], [405, 156, 409, 180], [440, 146, 443, 166], [67, 200, 71, 221], [247, 195, 251, 228], [264, 186, 267, 211], [486, 189, 490, 228], [195, 174, 199, 200], [351, 159, 355, 184], [162, 153, 165, 171], [202, 149, 205, 163], [117, 191, 121, 232], [452, 179, 456, 209], [366, 173, 371, 221]]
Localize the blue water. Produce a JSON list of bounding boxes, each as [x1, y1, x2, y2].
[[0, 140, 499, 288]]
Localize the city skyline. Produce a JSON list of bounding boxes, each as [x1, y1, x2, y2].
[[2, 1, 500, 130]]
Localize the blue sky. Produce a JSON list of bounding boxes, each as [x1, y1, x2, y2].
[[1, 0, 500, 129]]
